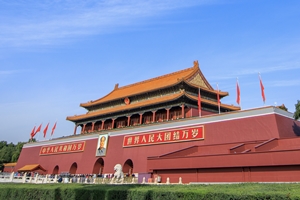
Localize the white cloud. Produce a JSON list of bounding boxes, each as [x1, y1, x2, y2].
[[0, 70, 20, 75], [270, 80, 300, 87], [0, 0, 215, 47], [209, 63, 300, 81]]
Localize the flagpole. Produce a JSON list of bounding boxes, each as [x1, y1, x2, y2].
[[237, 77, 242, 110], [198, 87, 201, 117], [217, 83, 220, 114], [37, 129, 40, 142], [259, 72, 266, 106], [43, 122, 49, 141], [37, 123, 42, 142], [30, 125, 36, 143], [51, 121, 57, 140]]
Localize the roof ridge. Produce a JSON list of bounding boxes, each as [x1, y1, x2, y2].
[[116, 65, 196, 91]]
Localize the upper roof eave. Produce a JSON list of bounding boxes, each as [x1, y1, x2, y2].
[[80, 62, 200, 108], [80, 80, 186, 109], [68, 92, 187, 122]]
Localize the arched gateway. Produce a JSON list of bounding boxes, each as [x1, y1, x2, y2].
[[92, 158, 104, 175], [52, 165, 59, 174], [123, 159, 133, 175], [69, 162, 77, 174]]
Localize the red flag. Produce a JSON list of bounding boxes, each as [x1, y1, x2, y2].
[[43, 123, 49, 138], [30, 126, 36, 138], [51, 122, 57, 136], [198, 88, 201, 117], [216, 84, 220, 114], [35, 124, 42, 135], [259, 75, 266, 103], [236, 80, 240, 105]]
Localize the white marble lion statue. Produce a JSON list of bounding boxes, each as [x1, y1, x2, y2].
[[110, 164, 124, 183]]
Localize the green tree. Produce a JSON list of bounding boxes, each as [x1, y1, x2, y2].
[[0, 141, 7, 150], [0, 145, 14, 163], [0, 141, 26, 165], [11, 142, 25, 162], [295, 100, 300, 120]]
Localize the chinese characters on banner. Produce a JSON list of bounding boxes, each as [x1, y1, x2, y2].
[[123, 125, 204, 147], [39, 141, 85, 155]]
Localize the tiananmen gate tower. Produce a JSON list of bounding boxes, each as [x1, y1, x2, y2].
[[15, 61, 300, 183]]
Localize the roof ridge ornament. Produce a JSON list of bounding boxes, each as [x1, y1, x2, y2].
[[114, 83, 119, 90], [193, 60, 199, 68]]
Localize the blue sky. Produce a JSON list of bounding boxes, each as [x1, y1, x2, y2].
[[1, 0, 300, 144]]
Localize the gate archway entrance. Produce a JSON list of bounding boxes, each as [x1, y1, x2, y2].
[[69, 162, 77, 174], [93, 158, 104, 175], [123, 159, 133, 175], [52, 165, 59, 174]]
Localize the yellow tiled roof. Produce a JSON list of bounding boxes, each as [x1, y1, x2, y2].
[[80, 61, 214, 107], [3, 162, 17, 167], [67, 91, 239, 121], [18, 164, 46, 172], [67, 92, 184, 121]]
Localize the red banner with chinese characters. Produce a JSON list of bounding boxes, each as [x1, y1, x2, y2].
[[39, 141, 85, 155], [123, 125, 204, 147]]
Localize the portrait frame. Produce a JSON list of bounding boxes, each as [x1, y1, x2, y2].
[[95, 134, 109, 157]]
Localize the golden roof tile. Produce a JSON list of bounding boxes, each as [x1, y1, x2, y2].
[[67, 92, 185, 121], [18, 164, 46, 172], [81, 61, 213, 107], [67, 91, 239, 122], [3, 162, 17, 167]]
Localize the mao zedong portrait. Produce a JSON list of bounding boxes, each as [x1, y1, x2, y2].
[[97, 136, 107, 156]]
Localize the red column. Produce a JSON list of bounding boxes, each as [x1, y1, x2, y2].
[[166, 108, 170, 121], [82, 124, 86, 134], [73, 125, 77, 135], [91, 122, 95, 132], [101, 120, 105, 130], [139, 113, 143, 125], [181, 104, 185, 118], [152, 111, 156, 123], [112, 119, 115, 129], [127, 116, 131, 126]]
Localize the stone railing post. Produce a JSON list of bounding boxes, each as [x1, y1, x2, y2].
[[166, 177, 170, 184], [54, 175, 58, 183], [35, 174, 39, 183], [9, 172, 14, 182], [179, 177, 182, 184], [22, 173, 27, 183]]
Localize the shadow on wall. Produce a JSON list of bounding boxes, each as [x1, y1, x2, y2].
[[293, 122, 300, 136]]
